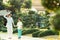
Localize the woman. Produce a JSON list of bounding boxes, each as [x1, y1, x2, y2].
[[4, 13, 14, 39]]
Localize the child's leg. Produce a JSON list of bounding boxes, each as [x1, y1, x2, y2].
[[18, 29, 22, 38]]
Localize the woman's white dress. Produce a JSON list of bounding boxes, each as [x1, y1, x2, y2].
[[4, 15, 14, 38]]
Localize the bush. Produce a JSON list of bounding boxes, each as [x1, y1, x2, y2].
[[24, 0, 32, 9], [22, 10, 37, 28], [32, 30, 59, 37], [39, 30, 59, 37], [1, 26, 7, 32], [32, 31, 41, 37], [1, 26, 17, 33], [51, 14, 60, 31], [22, 30, 27, 35], [22, 28, 39, 35], [41, 0, 59, 10], [13, 27, 17, 33], [0, 27, 2, 31]]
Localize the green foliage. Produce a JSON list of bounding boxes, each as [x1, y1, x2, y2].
[[23, 0, 32, 9], [1, 26, 7, 32], [8, 0, 24, 12], [0, 0, 5, 10], [38, 11, 50, 28], [32, 31, 41, 37], [41, 0, 60, 11], [32, 30, 59, 37], [22, 10, 37, 28], [0, 0, 3, 5], [22, 28, 39, 35], [13, 27, 17, 33], [39, 30, 59, 37], [51, 14, 60, 31], [0, 16, 5, 31]]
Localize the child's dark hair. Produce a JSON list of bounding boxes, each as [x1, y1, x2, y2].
[[18, 17, 21, 21]]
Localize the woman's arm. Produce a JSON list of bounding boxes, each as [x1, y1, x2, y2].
[[3, 15, 7, 19], [12, 18, 15, 27]]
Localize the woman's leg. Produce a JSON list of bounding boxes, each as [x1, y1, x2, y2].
[[7, 26, 13, 39]]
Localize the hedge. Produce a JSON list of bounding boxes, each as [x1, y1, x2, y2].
[[22, 28, 39, 35], [39, 30, 59, 37], [1, 26, 7, 32], [13, 27, 17, 33], [32, 31, 41, 37], [32, 30, 59, 37]]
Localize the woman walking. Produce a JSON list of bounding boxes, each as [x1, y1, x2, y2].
[[4, 13, 14, 39]]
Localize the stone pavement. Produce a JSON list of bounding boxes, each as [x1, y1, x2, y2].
[[0, 33, 46, 40], [0, 33, 59, 40]]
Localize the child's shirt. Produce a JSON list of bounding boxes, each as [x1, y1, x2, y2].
[[17, 21, 23, 29]]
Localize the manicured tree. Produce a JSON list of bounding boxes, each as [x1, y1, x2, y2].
[[8, 0, 24, 12], [42, 0, 60, 11], [23, 0, 32, 9], [42, 0, 60, 39], [22, 10, 37, 28]]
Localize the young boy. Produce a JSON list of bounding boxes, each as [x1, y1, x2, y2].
[[17, 18, 23, 39]]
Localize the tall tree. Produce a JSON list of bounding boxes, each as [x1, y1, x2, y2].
[[0, 0, 3, 5], [42, 0, 60, 37], [42, 0, 60, 11], [8, 0, 24, 12], [0, 0, 5, 10], [23, 0, 32, 9]]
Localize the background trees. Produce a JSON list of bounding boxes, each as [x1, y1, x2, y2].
[[9, 0, 24, 12], [0, 0, 5, 10], [23, 0, 32, 9], [42, 0, 60, 11], [41, 0, 60, 31]]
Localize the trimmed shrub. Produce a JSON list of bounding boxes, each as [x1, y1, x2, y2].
[[32, 31, 41, 37], [0, 27, 2, 31], [22, 30, 27, 35], [1, 26, 7, 32], [51, 14, 60, 31], [13, 27, 17, 33], [22, 29, 39, 35], [39, 30, 59, 37], [32, 30, 59, 37]]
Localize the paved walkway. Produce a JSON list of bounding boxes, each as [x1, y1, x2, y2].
[[0, 33, 46, 40], [0, 32, 59, 40]]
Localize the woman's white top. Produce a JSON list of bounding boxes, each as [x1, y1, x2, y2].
[[4, 15, 14, 27], [17, 21, 23, 29]]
